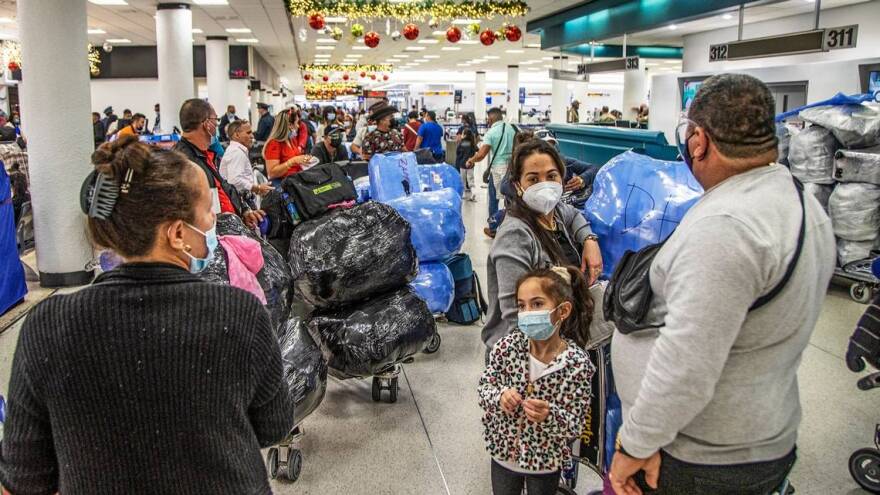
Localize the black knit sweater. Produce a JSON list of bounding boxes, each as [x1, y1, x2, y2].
[[0, 263, 294, 495]]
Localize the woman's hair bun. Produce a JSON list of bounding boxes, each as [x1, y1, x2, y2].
[[91, 135, 149, 178]]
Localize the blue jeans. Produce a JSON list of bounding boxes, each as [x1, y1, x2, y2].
[[487, 175, 500, 228]]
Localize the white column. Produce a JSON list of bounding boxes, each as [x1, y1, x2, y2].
[[551, 79, 567, 124], [18, 0, 93, 286], [474, 71, 487, 124], [156, 3, 194, 132], [205, 36, 229, 108], [623, 58, 648, 121], [249, 85, 260, 122], [575, 81, 589, 123], [507, 65, 520, 123]]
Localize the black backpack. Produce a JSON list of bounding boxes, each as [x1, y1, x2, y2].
[[281, 162, 357, 220], [442, 253, 488, 325]]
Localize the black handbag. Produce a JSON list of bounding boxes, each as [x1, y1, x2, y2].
[[604, 175, 806, 335], [281, 162, 357, 220]]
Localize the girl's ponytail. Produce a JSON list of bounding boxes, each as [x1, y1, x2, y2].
[[515, 265, 595, 348]]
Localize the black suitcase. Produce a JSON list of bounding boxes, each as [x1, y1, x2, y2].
[[282, 162, 357, 220]]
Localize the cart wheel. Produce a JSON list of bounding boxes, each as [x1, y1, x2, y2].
[[849, 448, 880, 493], [389, 377, 399, 403], [371, 377, 381, 402], [851, 283, 872, 304], [424, 333, 441, 354], [287, 449, 303, 482], [266, 447, 280, 480]]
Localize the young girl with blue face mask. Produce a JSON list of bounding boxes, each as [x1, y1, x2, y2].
[[478, 266, 596, 495]]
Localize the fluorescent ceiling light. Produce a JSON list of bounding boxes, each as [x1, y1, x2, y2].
[[225, 28, 251, 33], [543, 64, 552, 68], [453, 19, 480, 25], [471, 59, 486, 64], [668, 24, 678, 30], [542, 56, 553, 60], [405, 46, 426, 51], [414, 58, 428, 62], [316, 38, 337, 44], [441, 47, 461, 51], [88, 0, 128, 5], [418, 39, 439, 44], [432, 31, 446, 36], [457, 63, 470, 67], [722, 13, 733, 20], [352, 46, 370, 50], [0, 17, 14, 24], [484, 55, 499, 59], [506, 49, 524, 53], [424, 55, 440, 59], [193, 0, 228, 4], [459, 40, 478, 45], [105, 38, 131, 43], [525, 43, 540, 48], [316, 46, 335, 50], [88, 28, 106, 34], [325, 17, 348, 23], [191, 28, 203, 34], [345, 54, 363, 58], [235, 38, 259, 43]]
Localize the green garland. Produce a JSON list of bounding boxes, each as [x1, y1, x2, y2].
[[288, 0, 529, 20], [300, 63, 393, 73]]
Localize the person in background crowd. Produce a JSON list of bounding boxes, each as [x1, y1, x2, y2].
[[0, 134, 294, 494], [100, 106, 117, 137], [316, 106, 337, 141], [152, 103, 161, 133], [541, 135, 601, 197], [637, 104, 650, 124], [460, 113, 478, 137], [92, 112, 105, 148], [466, 107, 516, 238], [254, 103, 274, 142], [479, 266, 595, 495], [301, 108, 318, 151], [219, 105, 239, 142], [107, 109, 132, 138], [419, 108, 427, 123], [173, 98, 264, 228], [611, 109, 623, 120], [598, 106, 615, 123], [351, 101, 391, 159], [483, 138, 603, 351], [608, 74, 834, 495], [9, 169, 28, 227], [415, 110, 445, 163], [311, 125, 350, 165], [455, 126, 478, 202], [220, 120, 272, 206], [116, 113, 146, 139], [263, 108, 312, 182], [567, 100, 580, 123], [344, 112, 357, 141], [402, 111, 422, 152], [361, 103, 405, 160]]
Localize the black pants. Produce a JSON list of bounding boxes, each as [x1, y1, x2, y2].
[[635, 448, 796, 495], [491, 460, 560, 495]]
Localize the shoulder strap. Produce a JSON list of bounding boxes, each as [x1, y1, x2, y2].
[[749, 176, 806, 311], [405, 123, 417, 135]]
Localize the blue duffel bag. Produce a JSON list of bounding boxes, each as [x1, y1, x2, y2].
[[419, 163, 463, 196], [410, 261, 455, 314]]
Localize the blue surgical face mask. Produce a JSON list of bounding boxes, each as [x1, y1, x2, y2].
[[517, 305, 562, 341], [367, 125, 377, 133], [327, 113, 336, 122], [184, 221, 218, 273]]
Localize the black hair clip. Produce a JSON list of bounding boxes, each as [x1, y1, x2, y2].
[[79, 169, 120, 220]]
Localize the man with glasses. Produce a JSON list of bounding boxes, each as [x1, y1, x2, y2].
[[174, 98, 265, 228], [609, 74, 835, 494]]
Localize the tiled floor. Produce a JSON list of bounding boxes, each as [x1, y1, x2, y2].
[[0, 184, 878, 494]]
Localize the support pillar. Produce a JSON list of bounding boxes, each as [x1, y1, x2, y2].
[[18, 0, 94, 286], [550, 57, 567, 124], [156, 3, 194, 132], [623, 58, 648, 121], [474, 71, 487, 124], [507, 65, 520, 123], [205, 36, 229, 108]]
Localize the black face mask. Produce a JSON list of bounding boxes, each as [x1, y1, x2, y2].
[[329, 136, 343, 148]]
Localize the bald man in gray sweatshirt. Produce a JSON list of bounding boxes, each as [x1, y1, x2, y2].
[[609, 75, 835, 495]]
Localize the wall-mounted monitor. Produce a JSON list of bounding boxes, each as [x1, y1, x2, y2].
[[678, 77, 708, 111], [858, 63, 880, 94]]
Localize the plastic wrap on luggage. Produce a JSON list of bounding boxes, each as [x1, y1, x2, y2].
[[584, 151, 704, 279], [776, 123, 791, 166], [368, 152, 423, 202], [803, 183, 834, 212], [828, 183, 880, 241], [837, 238, 879, 267], [386, 188, 465, 262], [410, 262, 455, 314], [834, 146, 880, 185], [279, 316, 328, 426], [201, 213, 293, 332], [800, 105, 880, 149], [288, 202, 418, 309], [418, 164, 464, 196], [788, 125, 839, 184], [310, 287, 437, 378]]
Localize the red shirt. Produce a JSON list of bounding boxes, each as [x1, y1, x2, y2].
[[205, 148, 235, 214], [265, 121, 309, 179], [402, 120, 421, 151]]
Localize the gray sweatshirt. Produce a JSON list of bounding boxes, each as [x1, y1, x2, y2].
[[482, 203, 593, 348], [612, 165, 835, 464]]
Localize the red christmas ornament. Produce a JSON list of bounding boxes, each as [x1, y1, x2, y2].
[[360, 71, 367, 78], [505, 25, 522, 42], [480, 29, 495, 46], [370, 73, 377, 80], [446, 26, 462, 43], [7, 61, 19, 72], [383, 74, 389, 81], [364, 31, 380, 48], [308, 13, 325, 31], [322, 74, 329, 82], [403, 23, 420, 41], [303, 73, 312, 81], [342, 73, 350, 81]]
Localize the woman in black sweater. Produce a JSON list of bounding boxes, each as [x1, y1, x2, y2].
[[0, 135, 294, 494]]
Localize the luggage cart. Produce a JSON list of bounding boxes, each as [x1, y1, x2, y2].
[[267, 425, 304, 483], [371, 364, 402, 403], [835, 258, 879, 304]]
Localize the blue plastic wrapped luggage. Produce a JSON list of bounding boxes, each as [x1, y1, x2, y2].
[[0, 165, 26, 315], [410, 261, 455, 314], [368, 152, 422, 202], [585, 151, 703, 279], [386, 188, 465, 262], [418, 164, 464, 196]]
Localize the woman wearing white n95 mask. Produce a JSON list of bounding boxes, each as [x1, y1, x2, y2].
[[482, 138, 603, 351]]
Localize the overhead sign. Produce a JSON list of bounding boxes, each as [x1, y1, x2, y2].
[[454, 89, 462, 104], [363, 90, 387, 98], [575, 57, 638, 76], [709, 24, 858, 62], [625, 56, 640, 70], [519, 87, 526, 104], [550, 69, 589, 82]]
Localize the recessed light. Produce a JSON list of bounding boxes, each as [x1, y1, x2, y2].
[[316, 46, 335, 50], [105, 38, 132, 43], [484, 55, 500, 59], [424, 55, 440, 59], [405, 46, 426, 51], [0, 17, 14, 24], [452, 19, 480, 25], [441, 47, 461, 51], [392, 54, 410, 58], [324, 17, 348, 23], [505, 49, 524, 53], [543, 64, 552, 68], [722, 13, 733, 20], [352, 46, 370, 50], [225, 28, 251, 33], [191, 28, 203, 34], [471, 59, 486, 64], [88, 28, 106, 34], [314, 55, 331, 58], [418, 39, 439, 44], [525, 43, 540, 48], [457, 63, 470, 67], [88, 0, 128, 4], [668, 24, 678, 30], [432, 31, 446, 36], [235, 38, 259, 43], [459, 40, 478, 45], [316, 38, 337, 44], [193, 0, 228, 4]]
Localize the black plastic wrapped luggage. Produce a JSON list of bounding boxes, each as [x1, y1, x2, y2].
[[279, 316, 328, 425]]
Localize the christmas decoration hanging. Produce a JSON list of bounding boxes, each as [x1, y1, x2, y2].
[[382, 74, 389, 81], [445, 26, 461, 43], [322, 74, 329, 82], [360, 71, 367, 78], [479, 29, 495, 46], [467, 23, 481, 36], [494, 30, 505, 41], [351, 23, 365, 38], [330, 26, 343, 41], [364, 31, 380, 48], [301, 64, 393, 74], [288, 1, 529, 21], [504, 24, 522, 42], [7, 61, 18, 72], [308, 13, 325, 30], [298, 28, 308, 42], [428, 18, 439, 29], [342, 73, 350, 81], [303, 73, 312, 81], [391, 30, 401, 41], [403, 23, 419, 40], [304, 82, 361, 101], [370, 73, 377, 80]]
